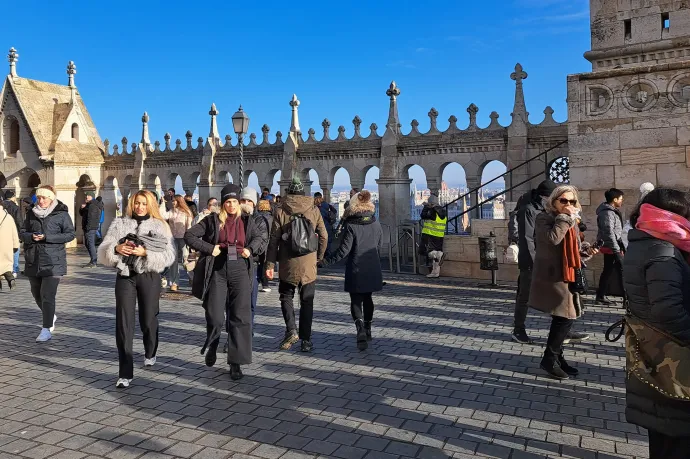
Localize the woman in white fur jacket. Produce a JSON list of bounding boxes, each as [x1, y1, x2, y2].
[[98, 190, 176, 388]]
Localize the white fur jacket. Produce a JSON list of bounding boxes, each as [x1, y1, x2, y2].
[[98, 217, 176, 275]]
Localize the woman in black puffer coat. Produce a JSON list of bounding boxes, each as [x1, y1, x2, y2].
[[20, 185, 75, 343], [322, 190, 383, 351], [622, 188, 690, 459]]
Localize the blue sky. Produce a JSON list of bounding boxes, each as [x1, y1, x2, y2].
[[4, 0, 590, 193]]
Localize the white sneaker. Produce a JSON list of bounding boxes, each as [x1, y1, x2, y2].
[[116, 378, 132, 388], [260, 287, 271, 293], [36, 328, 52, 342], [49, 315, 57, 333], [160, 277, 168, 288], [144, 356, 156, 367], [12, 272, 17, 279]]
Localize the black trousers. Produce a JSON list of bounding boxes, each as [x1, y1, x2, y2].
[[115, 272, 161, 379], [29, 276, 60, 329], [256, 259, 269, 288], [543, 316, 575, 365], [350, 293, 374, 322], [279, 280, 315, 341], [514, 268, 532, 331], [204, 257, 252, 365], [596, 253, 624, 299], [85, 229, 98, 264], [648, 430, 690, 459]]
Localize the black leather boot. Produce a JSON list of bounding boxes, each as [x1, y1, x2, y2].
[[205, 338, 219, 367], [230, 364, 243, 380], [558, 354, 579, 376], [355, 320, 368, 350], [364, 322, 372, 341]]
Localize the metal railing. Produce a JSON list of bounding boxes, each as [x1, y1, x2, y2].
[[393, 221, 420, 274], [379, 223, 394, 273], [444, 140, 568, 234]]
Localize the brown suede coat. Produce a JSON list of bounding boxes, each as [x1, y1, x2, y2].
[[265, 195, 328, 286]]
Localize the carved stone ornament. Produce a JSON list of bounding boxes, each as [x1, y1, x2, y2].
[[623, 80, 658, 112], [668, 72, 690, 107], [585, 84, 614, 116]]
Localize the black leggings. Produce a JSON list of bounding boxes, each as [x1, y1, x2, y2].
[[350, 293, 374, 322], [29, 276, 60, 329], [115, 272, 161, 379]]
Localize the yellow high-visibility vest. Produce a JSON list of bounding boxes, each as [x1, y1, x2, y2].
[[422, 214, 447, 238]]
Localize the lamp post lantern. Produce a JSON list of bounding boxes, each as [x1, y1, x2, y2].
[[231, 105, 250, 188]]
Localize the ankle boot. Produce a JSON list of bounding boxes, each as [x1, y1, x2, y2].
[[426, 261, 440, 278], [205, 338, 219, 367], [230, 364, 243, 380], [355, 320, 368, 350], [558, 354, 579, 376], [364, 322, 372, 341], [540, 354, 569, 380], [3, 272, 14, 290]]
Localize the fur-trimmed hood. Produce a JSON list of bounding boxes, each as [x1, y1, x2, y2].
[[343, 199, 375, 220]]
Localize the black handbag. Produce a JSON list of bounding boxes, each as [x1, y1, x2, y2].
[[570, 266, 588, 294]]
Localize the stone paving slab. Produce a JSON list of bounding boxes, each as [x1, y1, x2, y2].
[[0, 250, 641, 458]]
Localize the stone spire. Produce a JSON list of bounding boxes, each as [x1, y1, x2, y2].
[[209, 103, 220, 140], [7, 47, 18, 78], [289, 94, 301, 133], [510, 63, 529, 125], [141, 112, 151, 147], [385, 81, 401, 134], [67, 61, 77, 102]]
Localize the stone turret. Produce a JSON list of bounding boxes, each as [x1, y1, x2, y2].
[[7, 47, 18, 78]]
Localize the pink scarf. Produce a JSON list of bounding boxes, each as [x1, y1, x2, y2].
[[636, 204, 690, 257]]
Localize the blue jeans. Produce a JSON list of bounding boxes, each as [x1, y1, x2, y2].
[[85, 230, 98, 264], [13, 250, 19, 274], [169, 238, 186, 286]]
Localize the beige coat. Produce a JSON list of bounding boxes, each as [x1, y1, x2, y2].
[[529, 211, 587, 320], [0, 208, 19, 274], [265, 194, 328, 286]]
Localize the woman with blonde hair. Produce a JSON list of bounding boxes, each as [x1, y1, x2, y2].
[[530, 185, 598, 380], [20, 185, 75, 342], [160, 194, 193, 291], [185, 184, 268, 380], [98, 190, 176, 388]]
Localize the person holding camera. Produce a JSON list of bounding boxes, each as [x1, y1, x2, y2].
[[98, 190, 176, 388], [184, 183, 268, 381], [20, 185, 75, 342]]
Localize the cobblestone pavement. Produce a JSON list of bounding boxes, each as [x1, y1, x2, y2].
[[0, 250, 642, 459]]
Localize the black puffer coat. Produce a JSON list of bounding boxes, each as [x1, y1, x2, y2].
[[323, 202, 383, 293], [185, 212, 268, 302], [622, 228, 690, 436], [20, 201, 76, 277], [80, 199, 103, 232]]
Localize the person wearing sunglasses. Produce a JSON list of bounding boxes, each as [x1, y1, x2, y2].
[[529, 185, 599, 380]]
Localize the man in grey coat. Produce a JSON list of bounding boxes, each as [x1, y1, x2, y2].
[[596, 188, 625, 305]]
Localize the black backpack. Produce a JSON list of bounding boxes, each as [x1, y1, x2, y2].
[[288, 214, 319, 256], [326, 205, 337, 225]]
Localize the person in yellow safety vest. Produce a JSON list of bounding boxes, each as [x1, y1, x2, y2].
[[419, 194, 447, 278]]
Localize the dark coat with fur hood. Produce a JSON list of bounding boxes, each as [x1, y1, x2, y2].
[[323, 198, 383, 293]]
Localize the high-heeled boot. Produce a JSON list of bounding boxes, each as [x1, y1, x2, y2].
[[3, 272, 14, 290]]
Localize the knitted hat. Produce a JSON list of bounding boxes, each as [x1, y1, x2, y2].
[[639, 182, 655, 199], [288, 177, 304, 196], [240, 187, 258, 206], [427, 194, 439, 206], [536, 180, 557, 197], [220, 183, 241, 204]]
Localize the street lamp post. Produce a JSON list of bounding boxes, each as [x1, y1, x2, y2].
[[231, 105, 250, 188]]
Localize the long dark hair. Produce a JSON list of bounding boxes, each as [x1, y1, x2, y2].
[[629, 188, 690, 228]]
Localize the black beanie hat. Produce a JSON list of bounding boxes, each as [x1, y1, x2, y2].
[[536, 180, 557, 197], [221, 183, 241, 204]]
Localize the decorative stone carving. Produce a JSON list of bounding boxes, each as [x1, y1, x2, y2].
[[428, 108, 439, 134], [336, 125, 347, 141], [409, 119, 421, 137], [368, 123, 379, 138], [467, 103, 479, 129], [249, 133, 258, 146], [164, 133, 171, 151], [306, 128, 316, 143], [103, 139, 110, 155], [385, 81, 401, 134], [289, 94, 301, 133], [175, 139, 182, 152], [121, 137, 128, 154], [321, 119, 331, 141], [549, 157, 569, 184], [67, 61, 77, 88], [224, 134, 232, 148], [447, 115, 459, 132], [540, 106, 558, 126], [185, 131, 193, 149], [352, 115, 362, 138], [7, 47, 18, 77], [275, 131, 283, 145], [622, 79, 658, 112], [131, 143, 136, 153], [668, 72, 690, 107], [113, 144, 119, 155], [585, 84, 614, 116], [488, 111, 501, 129], [197, 137, 204, 149], [261, 124, 270, 145], [154, 140, 161, 152]]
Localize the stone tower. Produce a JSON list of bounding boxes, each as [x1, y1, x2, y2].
[[568, 0, 690, 230]]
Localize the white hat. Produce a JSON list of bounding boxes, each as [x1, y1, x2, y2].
[[639, 182, 654, 199]]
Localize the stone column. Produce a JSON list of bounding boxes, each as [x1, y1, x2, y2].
[[101, 183, 119, 235], [301, 180, 313, 197], [54, 185, 77, 248], [467, 177, 481, 220], [320, 180, 334, 204], [350, 178, 365, 193], [376, 177, 412, 230], [426, 176, 442, 197]]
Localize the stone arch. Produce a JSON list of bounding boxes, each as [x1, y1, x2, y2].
[[146, 174, 163, 197], [404, 164, 428, 221], [184, 171, 200, 195], [439, 162, 467, 205], [245, 170, 259, 191], [261, 168, 281, 194], [328, 166, 354, 189], [216, 170, 233, 185], [1, 115, 20, 158], [300, 167, 323, 198], [363, 165, 379, 192], [479, 160, 507, 189], [479, 160, 507, 220]]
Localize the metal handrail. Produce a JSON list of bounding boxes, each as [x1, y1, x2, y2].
[[444, 139, 568, 233], [379, 223, 394, 273]]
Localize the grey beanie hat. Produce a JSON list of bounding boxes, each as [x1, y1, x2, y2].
[[240, 187, 258, 206], [288, 177, 305, 196], [428, 194, 439, 206]]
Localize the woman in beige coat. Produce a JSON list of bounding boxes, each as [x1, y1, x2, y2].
[[0, 201, 19, 290], [529, 185, 598, 380]]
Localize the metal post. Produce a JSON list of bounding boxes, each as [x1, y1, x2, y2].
[[491, 270, 498, 287], [238, 133, 244, 189]]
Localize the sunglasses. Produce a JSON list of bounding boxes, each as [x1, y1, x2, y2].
[[558, 198, 578, 206]]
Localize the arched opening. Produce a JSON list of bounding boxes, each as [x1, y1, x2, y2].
[[301, 168, 322, 198], [364, 166, 380, 219], [406, 164, 427, 221], [27, 172, 41, 189], [271, 171, 281, 195], [71, 123, 79, 141], [173, 175, 183, 196], [9, 118, 19, 157], [147, 174, 163, 199], [549, 156, 570, 184], [330, 167, 352, 221], [246, 171, 260, 192], [480, 160, 507, 220], [440, 162, 469, 230]]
